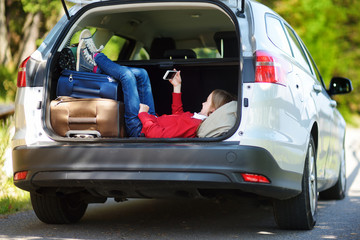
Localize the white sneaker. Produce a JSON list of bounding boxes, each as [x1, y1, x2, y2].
[[76, 29, 104, 72], [84, 37, 104, 54]]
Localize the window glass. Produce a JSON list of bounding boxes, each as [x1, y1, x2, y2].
[[304, 47, 326, 87], [266, 15, 292, 56], [212, 31, 239, 58], [133, 48, 150, 60], [284, 25, 312, 73], [70, 28, 95, 46], [70, 29, 127, 61], [193, 48, 219, 58], [69, 29, 234, 60], [102, 35, 127, 61]]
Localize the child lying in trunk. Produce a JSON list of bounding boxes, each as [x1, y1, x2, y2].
[[78, 29, 235, 138], [137, 74, 235, 138]]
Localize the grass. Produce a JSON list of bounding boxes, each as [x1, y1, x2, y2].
[[0, 118, 31, 215], [0, 178, 31, 215]]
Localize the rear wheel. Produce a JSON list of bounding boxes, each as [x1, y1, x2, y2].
[[30, 192, 88, 224], [273, 136, 317, 230], [320, 147, 346, 200]]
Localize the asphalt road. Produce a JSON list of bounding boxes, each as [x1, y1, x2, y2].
[[1, 128, 359, 240]]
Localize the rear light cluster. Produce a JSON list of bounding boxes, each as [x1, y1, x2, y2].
[[17, 56, 30, 87], [241, 173, 270, 184], [255, 50, 290, 86], [14, 171, 28, 181]]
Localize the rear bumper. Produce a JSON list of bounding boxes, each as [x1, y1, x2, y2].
[[12, 142, 302, 200]]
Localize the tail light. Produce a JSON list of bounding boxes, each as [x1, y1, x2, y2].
[[14, 171, 28, 181], [255, 50, 289, 86], [241, 173, 270, 184], [17, 56, 30, 87]]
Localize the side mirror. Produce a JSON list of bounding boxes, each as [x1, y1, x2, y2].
[[328, 77, 353, 96]]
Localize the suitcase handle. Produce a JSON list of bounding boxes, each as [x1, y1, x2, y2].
[[68, 117, 97, 124], [73, 86, 101, 96]]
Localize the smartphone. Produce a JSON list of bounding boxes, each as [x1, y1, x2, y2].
[[163, 70, 178, 80]]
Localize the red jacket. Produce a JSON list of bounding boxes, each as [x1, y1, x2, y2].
[[138, 93, 203, 138]]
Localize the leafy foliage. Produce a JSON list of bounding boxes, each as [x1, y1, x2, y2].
[[0, 66, 16, 103], [21, 0, 60, 16]]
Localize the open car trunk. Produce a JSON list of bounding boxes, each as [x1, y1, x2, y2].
[[45, 0, 242, 141]]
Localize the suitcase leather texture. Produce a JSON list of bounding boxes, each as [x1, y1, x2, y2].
[[56, 70, 120, 100], [50, 97, 125, 137]]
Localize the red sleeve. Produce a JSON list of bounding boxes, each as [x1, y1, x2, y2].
[[138, 93, 187, 138], [138, 112, 169, 138], [171, 92, 183, 114]]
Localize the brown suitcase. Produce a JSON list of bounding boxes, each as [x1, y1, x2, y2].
[[50, 97, 125, 138]]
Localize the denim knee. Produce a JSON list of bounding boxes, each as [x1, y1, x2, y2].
[[130, 68, 148, 80], [113, 66, 136, 85]]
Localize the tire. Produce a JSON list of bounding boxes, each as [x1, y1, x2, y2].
[[273, 136, 317, 230], [320, 147, 346, 200], [30, 192, 88, 224]]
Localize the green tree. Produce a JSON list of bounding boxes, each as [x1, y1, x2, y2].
[[0, 0, 61, 67], [0, 0, 62, 102]]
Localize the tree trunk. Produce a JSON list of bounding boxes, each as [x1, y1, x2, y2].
[[0, 0, 12, 65], [16, 11, 42, 65]]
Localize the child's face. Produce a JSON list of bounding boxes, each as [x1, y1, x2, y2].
[[199, 92, 215, 116]]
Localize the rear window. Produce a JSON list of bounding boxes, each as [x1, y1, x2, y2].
[[265, 15, 292, 56]]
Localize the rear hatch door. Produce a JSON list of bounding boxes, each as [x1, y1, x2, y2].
[[61, 0, 244, 19]]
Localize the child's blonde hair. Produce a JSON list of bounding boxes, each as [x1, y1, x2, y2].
[[210, 89, 236, 110]]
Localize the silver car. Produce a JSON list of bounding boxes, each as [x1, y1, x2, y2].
[[12, 0, 352, 229]]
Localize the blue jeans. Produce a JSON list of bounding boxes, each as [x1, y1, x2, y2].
[[94, 53, 156, 137]]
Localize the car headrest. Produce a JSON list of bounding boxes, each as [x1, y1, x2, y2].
[[150, 37, 176, 59]]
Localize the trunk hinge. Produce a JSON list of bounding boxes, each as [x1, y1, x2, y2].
[[236, 0, 245, 18]]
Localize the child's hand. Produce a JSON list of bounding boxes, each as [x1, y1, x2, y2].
[[139, 103, 150, 113], [169, 69, 181, 87], [169, 69, 181, 93]]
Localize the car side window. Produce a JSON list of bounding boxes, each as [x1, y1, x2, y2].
[[99, 33, 149, 61], [70, 29, 128, 61], [284, 25, 312, 73], [101, 35, 127, 61], [265, 15, 292, 56], [133, 48, 150, 60], [304, 46, 327, 88]]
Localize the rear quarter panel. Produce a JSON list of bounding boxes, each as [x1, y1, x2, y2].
[[240, 82, 311, 174], [240, 1, 319, 175]]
